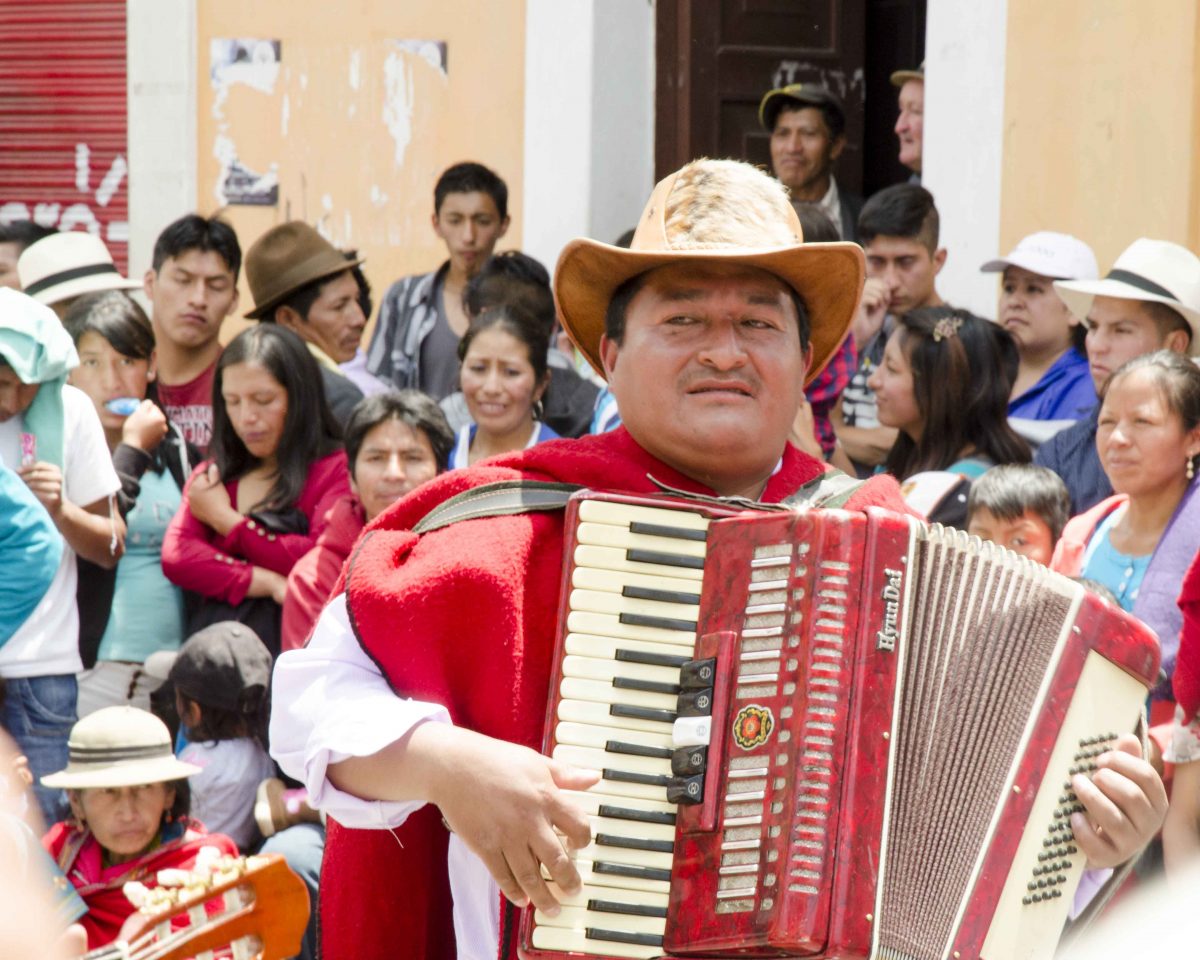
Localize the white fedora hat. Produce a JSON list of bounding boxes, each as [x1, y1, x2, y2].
[[980, 231, 1098, 281], [17, 231, 141, 307], [1054, 238, 1200, 355], [41, 706, 201, 790]]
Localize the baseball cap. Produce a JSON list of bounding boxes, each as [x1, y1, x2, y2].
[[148, 621, 273, 713], [758, 83, 846, 134], [980, 232, 1099, 282]]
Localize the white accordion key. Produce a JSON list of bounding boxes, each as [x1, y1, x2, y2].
[[573, 545, 705, 582], [559, 678, 678, 712], [554, 744, 673, 778], [576, 499, 710, 532], [567, 611, 696, 646], [569, 589, 700, 628], [558, 699, 676, 735], [544, 881, 670, 911], [555, 721, 674, 752], [565, 632, 692, 663], [576, 523, 706, 559], [572, 566, 701, 599], [562, 655, 683, 688], [531, 924, 662, 959], [559, 789, 678, 822], [535, 904, 667, 938], [551, 857, 672, 895]]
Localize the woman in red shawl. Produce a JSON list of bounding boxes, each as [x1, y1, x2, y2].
[[40, 705, 238, 950]]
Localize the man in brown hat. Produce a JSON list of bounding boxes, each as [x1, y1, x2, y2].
[[244, 222, 366, 425], [270, 160, 1165, 960], [758, 83, 863, 242]]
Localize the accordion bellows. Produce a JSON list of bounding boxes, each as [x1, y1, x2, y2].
[[521, 494, 1160, 960]]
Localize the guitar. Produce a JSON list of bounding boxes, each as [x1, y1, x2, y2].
[[81, 852, 308, 960]]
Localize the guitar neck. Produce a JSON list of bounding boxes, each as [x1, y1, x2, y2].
[[78, 852, 308, 960]]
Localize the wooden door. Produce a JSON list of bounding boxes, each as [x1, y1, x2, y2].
[[656, 0, 868, 194]]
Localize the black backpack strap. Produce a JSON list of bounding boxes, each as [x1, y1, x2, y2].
[[411, 480, 585, 534], [783, 468, 867, 511]]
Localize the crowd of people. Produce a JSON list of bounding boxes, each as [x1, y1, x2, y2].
[[0, 61, 1194, 959]]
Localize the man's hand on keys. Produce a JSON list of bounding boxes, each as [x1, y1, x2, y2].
[[430, 727, 601, 915]]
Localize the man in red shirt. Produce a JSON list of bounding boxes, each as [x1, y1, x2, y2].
[[143, 215, 241, 453]]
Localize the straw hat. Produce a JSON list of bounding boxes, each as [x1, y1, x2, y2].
[[554, 158, 865, 386], [1054, 238, 1200, 356], [41, 706, 201, 790], [17, 232, 141, 307], [891, 61, 925, 87], [244, 221, 364, 320]]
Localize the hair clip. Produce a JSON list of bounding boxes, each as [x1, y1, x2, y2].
[[932, 315, 963, 343]]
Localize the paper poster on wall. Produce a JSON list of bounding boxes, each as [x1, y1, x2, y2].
[[210, 38, 282, 206], [383, 40, 449, 169]]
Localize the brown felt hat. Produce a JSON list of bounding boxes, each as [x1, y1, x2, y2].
[[244, 221, 363, 320], [554, 158, 864, 387]]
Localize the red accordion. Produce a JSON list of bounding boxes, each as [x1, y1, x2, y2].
[[519, 492, 1160, 960]]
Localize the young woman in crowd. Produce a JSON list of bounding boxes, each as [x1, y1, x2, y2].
[[62, 292, 197, 716], [867, 305, 1030, 526], [162, 324, 349, 654], [40, 706, 238, 951], [980, 232, 1099, 433], [1051, 351, 1200, 720], [448, 307, 559, 467]]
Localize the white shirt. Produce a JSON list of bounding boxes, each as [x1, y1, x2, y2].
[[0, 384, 121, 678], [817, 176, 844, 238], [181, 737, 277, 850], [272, 599, 1108, 957], [270, 595, 501, 955]]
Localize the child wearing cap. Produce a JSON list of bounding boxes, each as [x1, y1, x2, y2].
[[965, 464, 1071, 566], [166, 622, 275, 850]]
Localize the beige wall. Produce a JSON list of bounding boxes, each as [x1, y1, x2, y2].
[[1000, 0, 1200, 271], [196, 1, 525, 341]]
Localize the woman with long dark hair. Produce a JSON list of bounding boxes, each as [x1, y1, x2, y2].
[[868, 306, 1030, 525], [162, 325, 349, 653]]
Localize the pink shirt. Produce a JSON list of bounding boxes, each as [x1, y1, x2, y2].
[[162, 450, 351, 604]]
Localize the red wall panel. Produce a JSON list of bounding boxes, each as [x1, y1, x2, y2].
[[0, 0, 130, 271]]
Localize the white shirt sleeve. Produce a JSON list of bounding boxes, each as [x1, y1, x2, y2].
[[62, 384, 120, 507], [270, 593, 451, 829]]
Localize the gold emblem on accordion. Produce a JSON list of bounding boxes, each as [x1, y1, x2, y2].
[[732, 704, 774, 750]]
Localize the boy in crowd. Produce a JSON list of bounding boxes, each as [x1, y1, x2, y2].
[[143, 215, 242, 453], [366, 162, 511, 399], [244, 222, 367, 426], [0, 221, 55, 291], [832, 184, 946, 474], [0, 290, 123, 825], [965, 463, 1070, 566], [1036, 238, 1200, 513]]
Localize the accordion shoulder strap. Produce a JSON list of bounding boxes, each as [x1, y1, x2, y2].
[[412, 466, 866, 534], [783, 467, 867, 510], [411, 480, 584, 534]]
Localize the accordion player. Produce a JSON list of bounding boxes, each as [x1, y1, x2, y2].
[[521, 491, 1161, 960]]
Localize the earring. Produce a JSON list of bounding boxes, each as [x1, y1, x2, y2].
[[1188, 457, 1196, 482]]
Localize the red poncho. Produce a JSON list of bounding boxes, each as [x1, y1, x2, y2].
[[322, 428, 908, 960], [44, 818, 239, 950]]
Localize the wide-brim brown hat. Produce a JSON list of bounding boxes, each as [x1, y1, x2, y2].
[[245, 221, 364, 320], [555, 158, 864, 387], [41, 706, 201, 790]]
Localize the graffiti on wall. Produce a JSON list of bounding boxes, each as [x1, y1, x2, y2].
[[0, 147, 129, 244]]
